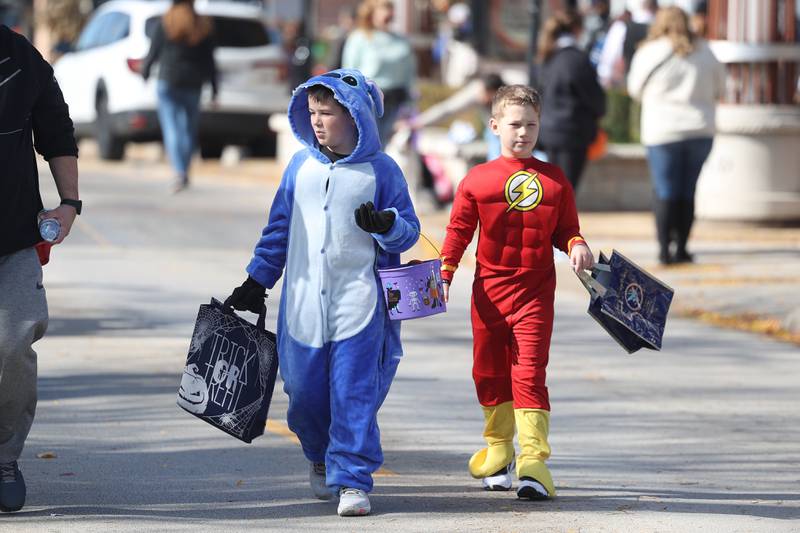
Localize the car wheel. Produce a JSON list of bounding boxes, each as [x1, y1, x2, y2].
[[95, 93, 126, 161], [200, 143, 225, 159]]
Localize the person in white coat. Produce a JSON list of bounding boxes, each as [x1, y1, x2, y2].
[[627, 6, 725, 264]]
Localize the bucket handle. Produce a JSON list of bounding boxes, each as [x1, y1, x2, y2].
[[416, 232, 441, 258]]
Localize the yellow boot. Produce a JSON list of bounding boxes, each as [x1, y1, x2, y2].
[[515, 408, 556, 499], [468, 401, 515, 480]]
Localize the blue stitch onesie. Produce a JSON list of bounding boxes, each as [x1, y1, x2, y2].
[[245, 69, 420, 492]]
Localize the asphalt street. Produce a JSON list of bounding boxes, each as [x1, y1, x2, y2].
[[3, 155, 799, 532]]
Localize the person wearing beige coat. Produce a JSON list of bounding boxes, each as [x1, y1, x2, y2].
[[627, 6, 725, 265]]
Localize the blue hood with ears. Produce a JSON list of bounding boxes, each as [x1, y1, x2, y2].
[[287, 68, 384, 164]]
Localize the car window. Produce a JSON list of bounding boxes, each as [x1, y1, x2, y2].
[[100, 12, 131, 45], [76, 11, 130, 50], [145, 15, 270, 47]]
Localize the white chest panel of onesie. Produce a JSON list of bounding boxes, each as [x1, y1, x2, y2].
[[284, 157, 378, 347]]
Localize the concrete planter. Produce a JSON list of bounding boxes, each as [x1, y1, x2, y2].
[[578, 144, 651, 212], [696, 104, 800, 222]]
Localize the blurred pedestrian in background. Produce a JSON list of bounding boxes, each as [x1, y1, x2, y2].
[[437, 2, 478, 88], [402, 72, 505, 161], [537, 10, 606, 191], [627, 6, 725, 265], [40, 0, 87, 59], [142, 0, 217, 193], [283, 19, 312, 91], [580, 0, 611, 67], [342, 0, 416, 147], [320, 6, 357, 72], [389, 72, 504, 210], [689, 0, 708, 38], [1, 23, 80, 513], [597, 0, 658, 88]]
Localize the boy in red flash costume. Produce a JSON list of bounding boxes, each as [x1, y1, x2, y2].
[[440, 85, 594, 500]]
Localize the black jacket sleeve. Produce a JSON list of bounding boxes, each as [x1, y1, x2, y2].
[[141, 22, 164, 81], [203, 35, 218, 95], [575, 54, 606, 120], [31, 44, 78, 160]]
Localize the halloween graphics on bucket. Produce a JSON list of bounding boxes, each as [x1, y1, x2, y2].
[[385, 282, 402, 315], [378, 259, 447, 320]]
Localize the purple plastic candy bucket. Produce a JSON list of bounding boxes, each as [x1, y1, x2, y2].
[[378, 258, 447, 320]]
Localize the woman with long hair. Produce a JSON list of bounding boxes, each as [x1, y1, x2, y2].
[[628, 6, 725, 264], [342, 0, 416, 147], [537, 9, 606, 191], [142, 0, 217, 192]]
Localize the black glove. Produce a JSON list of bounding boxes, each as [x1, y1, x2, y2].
[[354, 202, 396, 234], [227, 276, 266, 313]]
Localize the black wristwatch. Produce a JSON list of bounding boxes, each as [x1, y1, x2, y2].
[[60, 199, 82, 215]]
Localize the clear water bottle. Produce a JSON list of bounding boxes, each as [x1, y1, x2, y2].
[[38, 211, 61, 243]]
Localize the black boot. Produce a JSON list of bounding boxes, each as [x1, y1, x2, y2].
[[674, 199, 695, 263], [653, 198, 673, 265]]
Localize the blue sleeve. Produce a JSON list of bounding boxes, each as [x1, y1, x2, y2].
[[246, 151, 308, 289], [370, 153, 420, 254]]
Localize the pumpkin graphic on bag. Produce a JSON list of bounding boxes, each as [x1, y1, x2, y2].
[[177, 363, 208, 414]]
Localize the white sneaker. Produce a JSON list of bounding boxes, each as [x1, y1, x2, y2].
[[517, 477, 549, 500], [309, 462, 332, 500], [337, 487, 371, 516], [482, 459, 514, 491]]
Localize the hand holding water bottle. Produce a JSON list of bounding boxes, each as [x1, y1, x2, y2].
[[38, 203, 78, 245]]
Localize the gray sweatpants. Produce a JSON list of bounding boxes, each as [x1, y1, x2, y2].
[[0, 247, 48, 463]]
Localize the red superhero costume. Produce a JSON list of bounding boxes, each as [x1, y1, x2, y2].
[[440, 155, 586, 496]]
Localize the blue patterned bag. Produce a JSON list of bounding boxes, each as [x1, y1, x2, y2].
[[577, 250, 674, 354], [177, 298, 278, 442]]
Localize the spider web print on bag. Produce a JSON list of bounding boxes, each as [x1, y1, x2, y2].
[[188, 304, 228, 355], [196, 314, 279, 440], [178, 299, 278, 442], [204, 397, 264, 438]]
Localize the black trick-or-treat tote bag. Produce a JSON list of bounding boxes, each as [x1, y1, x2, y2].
[[177, 298, 278, 443], [577, 250, 674, 354]]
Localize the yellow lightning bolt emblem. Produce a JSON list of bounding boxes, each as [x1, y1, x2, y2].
[[505, 171, 543, 212]]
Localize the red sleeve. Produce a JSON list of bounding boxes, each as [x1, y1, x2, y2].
[[440, 174, 478, 282], [551, 174, 586, 255]]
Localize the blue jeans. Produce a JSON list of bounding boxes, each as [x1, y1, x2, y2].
[[645, 138, 713, 200], [156, 80, 201, 178]]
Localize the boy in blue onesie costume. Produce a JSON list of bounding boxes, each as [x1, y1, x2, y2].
[[227, 69, 420, 517]]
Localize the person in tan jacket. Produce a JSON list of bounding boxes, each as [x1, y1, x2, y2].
[[628, 6, 725, 264]]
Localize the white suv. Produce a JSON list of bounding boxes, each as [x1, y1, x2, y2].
[[53, 0, 289, 160]]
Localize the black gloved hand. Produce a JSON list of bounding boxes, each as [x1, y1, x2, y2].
[[354, 202, 396, 234], [227, 276, 266, 313]]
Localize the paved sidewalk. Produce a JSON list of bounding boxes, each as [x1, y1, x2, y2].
[[13, 156, 796, 531]]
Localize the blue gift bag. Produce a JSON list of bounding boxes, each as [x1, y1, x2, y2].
[[177, 298, 278, 443], [577, 250, 674, 354]]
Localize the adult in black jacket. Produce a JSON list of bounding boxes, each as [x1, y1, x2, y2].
[[0, 24, 80, 513], [537, 10, 606, 191], [142, 0, 217, 192]]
